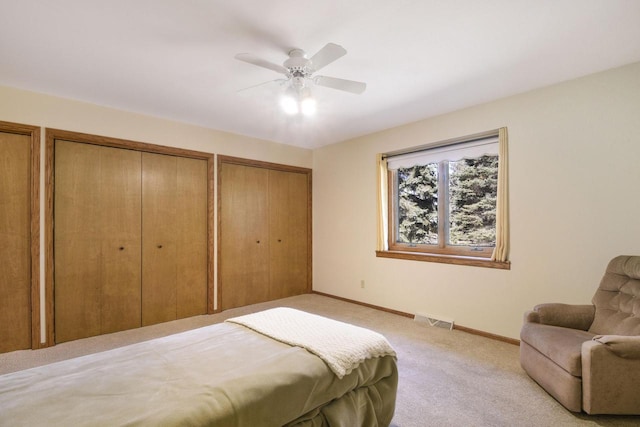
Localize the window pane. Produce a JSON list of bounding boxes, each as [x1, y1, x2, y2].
[[448, 155, 498, 246], [397, 164, 438, 244]]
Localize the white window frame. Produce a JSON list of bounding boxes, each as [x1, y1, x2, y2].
[[376, 129, 510, 269]]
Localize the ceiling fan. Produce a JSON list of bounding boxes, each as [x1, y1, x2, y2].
[[234, 43, 366, 115]]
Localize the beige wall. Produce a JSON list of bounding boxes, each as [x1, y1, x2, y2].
[[0, 85, 313, 342], [312, 62, 640, 339]]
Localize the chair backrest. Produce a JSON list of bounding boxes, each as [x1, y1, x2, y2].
[[589, 255, 640, 335]]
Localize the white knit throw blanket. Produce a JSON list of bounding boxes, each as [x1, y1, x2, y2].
[[226, 308, 396, 378]]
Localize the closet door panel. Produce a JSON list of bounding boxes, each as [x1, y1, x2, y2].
[[54, 141, 103, 343], [175, 157, 208, 319], [268, 170, 309, 300], [55, 142, 142, 342], [100, 147, 142, 334], [0, 132, 32, 352], [219, 163, 269, 310], [141, 153, 178, 326]]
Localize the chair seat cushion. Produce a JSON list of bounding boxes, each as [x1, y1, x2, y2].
[[521, 322, 595, 376]]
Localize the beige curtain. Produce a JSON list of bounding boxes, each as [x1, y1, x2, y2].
[[491, 127, 509, 262], [376, 154, 389, 251]]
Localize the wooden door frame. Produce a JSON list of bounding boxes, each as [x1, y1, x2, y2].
[[0, 120, 41, 349], [216, 155, 312, 312], [45, 128, 215, 347]]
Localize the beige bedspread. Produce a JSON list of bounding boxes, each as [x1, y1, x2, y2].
[[0, 312, 397, 427]]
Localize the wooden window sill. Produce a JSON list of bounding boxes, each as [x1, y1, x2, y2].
[[375, 250, 510, 270]]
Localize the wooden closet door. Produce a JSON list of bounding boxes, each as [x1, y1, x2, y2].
[[175, 157, 208, 319], [219, 163, 269, 310], [55, 141, 142, 343], [142, 153, 207, 325], [0, 132, 31, 353], [268, 170, 310, 300], [100, 147, 142, 334], [142, 153, 178, 325]]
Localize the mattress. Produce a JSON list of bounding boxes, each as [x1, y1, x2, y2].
[[0, 309, 398, 426]]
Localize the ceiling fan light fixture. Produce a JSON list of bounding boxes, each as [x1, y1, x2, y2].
[[280, 85, 315, 116], [280, 94, 299, 115], [300, 96, 317, 116]]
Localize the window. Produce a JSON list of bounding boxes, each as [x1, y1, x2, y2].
[[376, 129, 509, 269]]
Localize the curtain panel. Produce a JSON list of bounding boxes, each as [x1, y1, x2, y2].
[[491, 127, 509, 262], [376, 154, 389, 251]]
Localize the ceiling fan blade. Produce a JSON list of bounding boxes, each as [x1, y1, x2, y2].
[[309, 43, 347, 72], [236, 78, 288, 97], [314, 75, 366, 94], [235, 53, 288, 75]]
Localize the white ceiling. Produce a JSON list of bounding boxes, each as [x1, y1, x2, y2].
[[1, 1, 639, 149]]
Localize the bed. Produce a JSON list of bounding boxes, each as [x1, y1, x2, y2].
[[0, 308, 398, 426]]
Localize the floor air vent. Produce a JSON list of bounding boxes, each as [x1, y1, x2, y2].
[[414, 312, 454, 330]]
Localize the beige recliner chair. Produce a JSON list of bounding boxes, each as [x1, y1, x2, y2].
[[520, 255, 640, 414]]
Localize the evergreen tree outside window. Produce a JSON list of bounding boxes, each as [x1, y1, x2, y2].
[[397, 163, 439, 244], [448, 155, 498, 247]]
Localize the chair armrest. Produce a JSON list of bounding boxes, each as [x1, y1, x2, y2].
[[592, 335, 640, 359], [581, 337, 640, 414], [525, 303, 594, 330]]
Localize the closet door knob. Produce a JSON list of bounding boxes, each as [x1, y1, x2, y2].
[[256, 240, 260, 244], [157, 245, 163, 249], [277, 239, 282, 242], [119, 246, 125, 251]]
